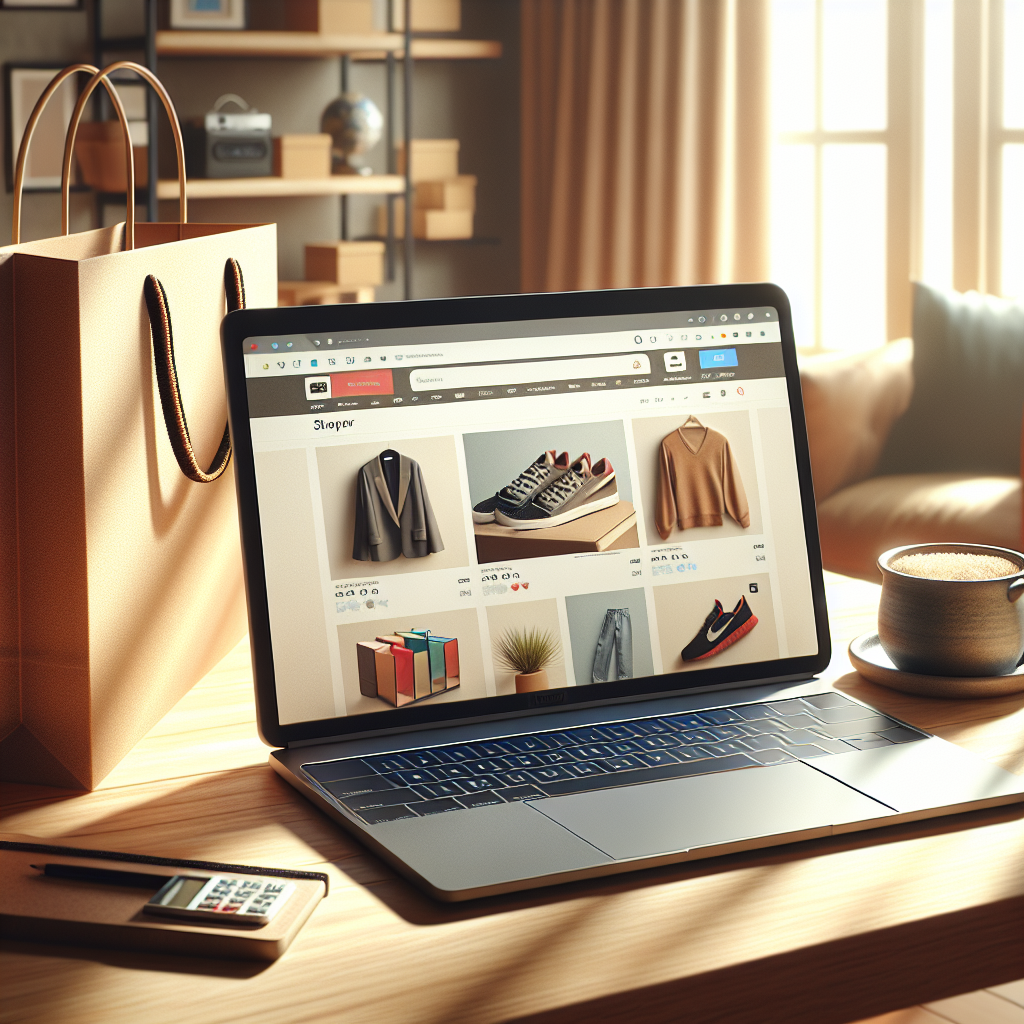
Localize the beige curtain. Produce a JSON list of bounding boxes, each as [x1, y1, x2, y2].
[[521, 0, 772, 293]]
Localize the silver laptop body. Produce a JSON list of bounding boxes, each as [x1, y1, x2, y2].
[[221, 283, 1024, 901]]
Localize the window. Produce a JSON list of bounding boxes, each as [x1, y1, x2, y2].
[[771, 0, 1022, 353]]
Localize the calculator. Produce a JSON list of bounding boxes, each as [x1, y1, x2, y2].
[[143, 874, 296, 925]]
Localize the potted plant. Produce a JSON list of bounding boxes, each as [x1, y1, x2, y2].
[[494, 627, 561, 693]]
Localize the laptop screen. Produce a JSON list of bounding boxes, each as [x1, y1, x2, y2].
[[237, 300, 820, 733]]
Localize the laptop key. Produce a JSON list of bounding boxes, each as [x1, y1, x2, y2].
[[323, 775, 397, 799], [845, 735, 895, 749], [497, 785, 546, 802], [700, 709, 743, 725], [458, 791, 506, 808], [637, 735, 680, 750], [766, 699, 808, 716], [497, 770, 534, 786], [575, 743, 615, 760], [779, 743, 831, 759], [697, 741, 748, 757], [465, 759, 504, 774], [403, 750, 444, 768], [500, 753, 546, 769], [437, 746, 481, 763], [414, 798, 464, 816], [668, 714, 707, 730], [412, 781, 466, 799], [741, 720, 782, 735], [733, 704, 773, 721], [636, 750, 681, 768], [772, 728, 827, 745], [599, 723, 643, 740], [566, 761, 607, 777], [303, 759, 375, 784], [629, 719, 675, 735], [607, 740, 643, 756], [814, 715, 902, 738], [434, 765, 475, 781], [806, 704, 884, 724], [472, 741, 514, 758], [365, 754, 416, 774], [536, 752, 759, 796], [746, 748, 796, 765], [392, 768, 439, 786], [599, 755, 646, 771], [565, 727, 608, 744], [703, 725, 745, 740], [503, 735, 553, 753], [738, 734, 787, 752], [525, 766, 576, 784], [803, 692, 855, 709], [536, 749, 578, 765], [355, 805, 418, 825], [341, 789, 424, 811], [461, 776, 503, 791], [766, 712, 821, 729], [877, 726, 924, 743]]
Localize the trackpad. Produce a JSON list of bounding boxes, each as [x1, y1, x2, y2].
[[529, 762, 894, 860]]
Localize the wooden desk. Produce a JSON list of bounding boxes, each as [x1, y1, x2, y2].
[[2, 573, 1022, 1024]]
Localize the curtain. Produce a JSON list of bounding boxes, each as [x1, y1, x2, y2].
[[521, 0, 772, 293]]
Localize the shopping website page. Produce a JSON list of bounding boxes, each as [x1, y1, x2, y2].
[[243, 305, 818, 727]]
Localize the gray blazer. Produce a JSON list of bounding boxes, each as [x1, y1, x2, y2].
[[352, 451, 444, 562]]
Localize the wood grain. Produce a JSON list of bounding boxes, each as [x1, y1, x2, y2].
[[2, 572, 1022, 1024]]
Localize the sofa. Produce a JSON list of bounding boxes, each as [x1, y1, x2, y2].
[[799, 284, 1024, 582]]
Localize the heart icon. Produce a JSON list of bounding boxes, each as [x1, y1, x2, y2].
[[522, 582, 529, 589], [511, 583, 520, 591]]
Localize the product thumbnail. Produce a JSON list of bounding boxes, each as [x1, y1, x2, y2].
[[495, 453, 618, 530], [681, 596, 758, 662], [472, 449, 570, 523], [357, 629, 460, 707], [353, 448, 445, 562]]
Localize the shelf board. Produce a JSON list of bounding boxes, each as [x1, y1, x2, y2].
[[155, 31, 500, 60], [353, 38, 503, 60], [156, 175, 406, 200]]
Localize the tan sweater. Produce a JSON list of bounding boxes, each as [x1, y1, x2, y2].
[[656, 422, 750, 538]]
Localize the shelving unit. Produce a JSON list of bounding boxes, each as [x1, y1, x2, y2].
[[92, 0, 502, 299]]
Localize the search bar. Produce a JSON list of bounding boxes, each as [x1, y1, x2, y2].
[[408, 354, 651, 392]]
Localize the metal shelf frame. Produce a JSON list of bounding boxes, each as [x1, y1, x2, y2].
[[92, 0, 416, 298]]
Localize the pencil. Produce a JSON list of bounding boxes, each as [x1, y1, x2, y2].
[[31, 863, 173, 889]]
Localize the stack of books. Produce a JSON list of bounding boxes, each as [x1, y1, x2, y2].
[[357, 630, 460, 707]]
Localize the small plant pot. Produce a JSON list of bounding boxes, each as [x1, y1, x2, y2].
[[515, 670, 549, 693]]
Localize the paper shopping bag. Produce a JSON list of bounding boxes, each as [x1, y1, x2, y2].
[[0, 62, 276, 789]]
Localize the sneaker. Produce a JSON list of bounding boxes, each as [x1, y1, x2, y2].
[[472, 450, 569, 523], [681, 597, 758, 662], [494, 454, 618, 530]]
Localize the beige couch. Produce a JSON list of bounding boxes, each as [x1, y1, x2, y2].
[[800, 338, 1023, 582]]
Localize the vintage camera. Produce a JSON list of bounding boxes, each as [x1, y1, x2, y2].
[[183, 95, 272, 178]]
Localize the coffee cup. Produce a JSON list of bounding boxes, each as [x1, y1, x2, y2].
[[877, 543, 1024, 677]]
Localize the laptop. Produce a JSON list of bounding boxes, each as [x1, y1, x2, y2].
[[221, 282, 1024, 901]]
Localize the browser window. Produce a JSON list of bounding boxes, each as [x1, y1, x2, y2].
[[243, 306, 817, 726]]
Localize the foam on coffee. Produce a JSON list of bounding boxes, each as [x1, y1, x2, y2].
[[890, 551, 1018, 581]]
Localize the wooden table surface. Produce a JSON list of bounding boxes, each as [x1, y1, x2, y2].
[[2, 572, 1022, 1024]]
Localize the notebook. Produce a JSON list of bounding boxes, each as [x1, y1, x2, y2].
[[220, 283, 1024, 901]]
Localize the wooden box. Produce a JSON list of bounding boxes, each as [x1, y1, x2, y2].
[[273, 135, 332, 179], [415, 175, 476, 211], [278, 281, 374, 306], [377, 201, 473, 239], [249, 0, 375, 33], [390, 0, 461, 32], [397, 139, 460, 182], [304, 240, 385, 286]]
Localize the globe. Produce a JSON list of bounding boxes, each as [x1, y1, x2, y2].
[[320, 93, 384, 175]]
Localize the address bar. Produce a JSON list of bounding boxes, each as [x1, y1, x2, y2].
[[408, 354, 651, 393]]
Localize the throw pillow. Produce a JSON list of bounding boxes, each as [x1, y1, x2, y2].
[[875, 283, 1024, 476]]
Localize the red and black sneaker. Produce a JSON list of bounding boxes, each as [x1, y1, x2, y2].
[[681, 596, 758, 662]]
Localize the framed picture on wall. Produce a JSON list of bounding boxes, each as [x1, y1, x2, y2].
[[4, 64, 77, 191], [0, 1, 82, 8], [169, 0, 246, 30]]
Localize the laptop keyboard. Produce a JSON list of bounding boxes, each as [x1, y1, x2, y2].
[[301, 692, 924, 825]]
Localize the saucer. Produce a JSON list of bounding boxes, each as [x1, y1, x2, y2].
[[849, 632, 1024, 699]]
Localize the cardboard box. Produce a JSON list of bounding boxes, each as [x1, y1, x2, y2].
[[304, 241, 385, 286], [390, 0, 461, 32], [396, 139, 460, 182], [273, 135, 332, 179], [473, 502, 639, 564], [415, 175, 476, 211], [249, 0, 375, 32], [278, 282, 374, 306], [376, 202, 473, 239]]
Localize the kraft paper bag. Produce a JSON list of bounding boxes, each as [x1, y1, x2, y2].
[[0, 63, 277, 789]]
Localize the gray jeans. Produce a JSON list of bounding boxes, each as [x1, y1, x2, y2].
[[592, 608, 633, 683]]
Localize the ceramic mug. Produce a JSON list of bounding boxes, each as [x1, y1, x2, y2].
[[877, 543, 1024, 677]]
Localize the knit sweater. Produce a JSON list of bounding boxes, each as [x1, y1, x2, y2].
[[655, 422, 751, 538]]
